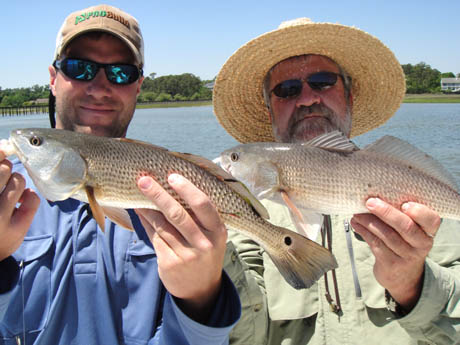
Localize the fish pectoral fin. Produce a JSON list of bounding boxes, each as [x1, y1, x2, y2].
[[268, 226, 337, 289], [85, 186, 106, 232], [102, 207, 134, 232], [281, 191, 322, 240], [251, 161, 280, 200]]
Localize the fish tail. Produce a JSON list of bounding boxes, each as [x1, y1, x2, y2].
[[267, 226, 338, 290]]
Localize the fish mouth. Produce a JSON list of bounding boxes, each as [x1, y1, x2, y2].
[[7, 131, 26, 162]]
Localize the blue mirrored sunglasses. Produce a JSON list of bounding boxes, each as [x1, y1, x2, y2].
[[53, 58, 143, 85]]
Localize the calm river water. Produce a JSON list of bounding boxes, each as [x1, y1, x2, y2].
[[1, 103, 459, 184]]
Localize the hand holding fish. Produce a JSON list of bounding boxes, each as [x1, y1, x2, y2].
[[351, 198, 441, 311], [135, 174, 227, 322], [0, 150, 40, 261]]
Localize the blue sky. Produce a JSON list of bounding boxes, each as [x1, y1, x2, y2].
[[2, 0, 459, 89]]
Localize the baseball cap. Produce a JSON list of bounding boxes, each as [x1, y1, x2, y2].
[[54, 4, 144, 67]]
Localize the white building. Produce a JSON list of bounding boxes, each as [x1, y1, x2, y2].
[[441, 78, 460, 92]]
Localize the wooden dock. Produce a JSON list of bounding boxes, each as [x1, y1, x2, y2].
[[0, 105, 47, 116]]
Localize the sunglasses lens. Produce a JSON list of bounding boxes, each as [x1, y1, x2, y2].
[[61, 59, 98, 81], [105, 65, 140, 85], [272, 79, 303, 98], [307, 72, 338, 90], [56, 59, 140, 85]]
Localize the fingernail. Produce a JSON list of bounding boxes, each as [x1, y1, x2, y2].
[[366, 198, 380, 209], [168, 173, 182, 185], [138, 176, 152, 191], [401, 203, 410, 212]]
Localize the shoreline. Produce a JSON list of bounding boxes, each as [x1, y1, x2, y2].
[[403, 94, 460, 103], [136, 100, 212, 109], [3, 95, 460, 116], [134, 95, 460, 108]]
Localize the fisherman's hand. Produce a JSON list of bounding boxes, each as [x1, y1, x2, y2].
[[350, 198, 440, 312], [135, 174, 227, 323], [0, 152, 40, 261]]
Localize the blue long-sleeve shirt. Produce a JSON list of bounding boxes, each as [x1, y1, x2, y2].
[[0, 159, 241, 345]]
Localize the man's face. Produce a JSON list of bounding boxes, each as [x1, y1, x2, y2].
[[268, 55, 352, 143], [49, 33, 144, 138]]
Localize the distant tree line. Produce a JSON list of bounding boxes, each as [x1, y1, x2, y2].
[[0, 85, 50, 107], [139, 73, 213, 102], [1, 63, 459, 107], [402, 62, 459, 94]]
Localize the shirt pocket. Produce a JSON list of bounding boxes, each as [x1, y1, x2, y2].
[[2, 235, 54, 336], [123, 240, 162, 343]]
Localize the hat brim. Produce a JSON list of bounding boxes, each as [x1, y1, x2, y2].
[[213, 22, 405, 143]]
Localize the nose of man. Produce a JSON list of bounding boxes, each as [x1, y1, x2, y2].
[[86, 69, 112, 97], [295, 82, 321, 108]]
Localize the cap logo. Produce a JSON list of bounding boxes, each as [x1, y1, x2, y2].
[[75, 10, 130, 29]]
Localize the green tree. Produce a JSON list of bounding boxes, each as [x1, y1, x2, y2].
[[1, 94, 26, 107], [155, 93, 173, 102], [141, 75, 156, 91], [138, 91, 158, 102], [441, 72, 455, 78], [173, 93, 187, 101], [141, 73, 202, 97], [402, 62, 441, 93]]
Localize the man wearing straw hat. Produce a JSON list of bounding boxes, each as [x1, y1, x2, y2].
[[214, 18, 460, 344]]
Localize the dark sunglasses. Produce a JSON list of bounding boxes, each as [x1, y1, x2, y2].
[[53, 58, 143, 85], [271, 72, 347, 98]]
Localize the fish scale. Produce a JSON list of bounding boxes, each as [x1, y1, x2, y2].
[[3, 128, 339, 290], [220, 131, 460, 222]]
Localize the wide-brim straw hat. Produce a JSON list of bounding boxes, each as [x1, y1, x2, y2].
[[213, 18, 406, 143]]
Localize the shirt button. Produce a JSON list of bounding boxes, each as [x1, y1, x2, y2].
[[254, 304, 262, 312]]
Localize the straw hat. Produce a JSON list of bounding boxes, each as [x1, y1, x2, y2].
[[213, 18, 405, 143]]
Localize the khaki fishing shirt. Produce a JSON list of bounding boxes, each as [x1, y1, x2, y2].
[[223, 200, 460, 345]]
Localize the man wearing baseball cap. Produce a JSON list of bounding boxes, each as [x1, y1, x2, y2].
[[0, 5, 240, 344], [215, 18, 460, 344]]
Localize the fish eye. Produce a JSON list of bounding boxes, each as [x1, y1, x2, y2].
[[29, 136, 42, 146], [230, 152, 239, 162]]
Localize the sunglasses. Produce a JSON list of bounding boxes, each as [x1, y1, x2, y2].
[[271, 72, 347, 98], [53, 58, 143, 85]]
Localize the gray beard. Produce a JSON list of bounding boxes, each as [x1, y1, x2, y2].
[[276, 104, 351, 143]]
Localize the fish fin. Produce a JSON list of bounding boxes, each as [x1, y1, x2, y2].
[[171, 151, 271, 219], [170, 151, 235, 178], [116, 137, 170, 151], [86, 186, 106, 232], [251, 161, 280, 200], [268, 227, 337, 289], [102, 207, 134, 231], [281, 191, 322, 240], [224, 180, 271, 219], [302, 130, 360, 153], [362, 136, 458, 190]]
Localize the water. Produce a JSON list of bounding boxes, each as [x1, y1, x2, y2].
[[1, 103, 459, 184]]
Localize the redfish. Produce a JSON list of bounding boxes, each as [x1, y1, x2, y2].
[[0, 128, 338, 289]]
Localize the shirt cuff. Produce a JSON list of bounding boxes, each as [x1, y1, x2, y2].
[[392, 258, 452, 327], [172, 270, 241, 328]]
